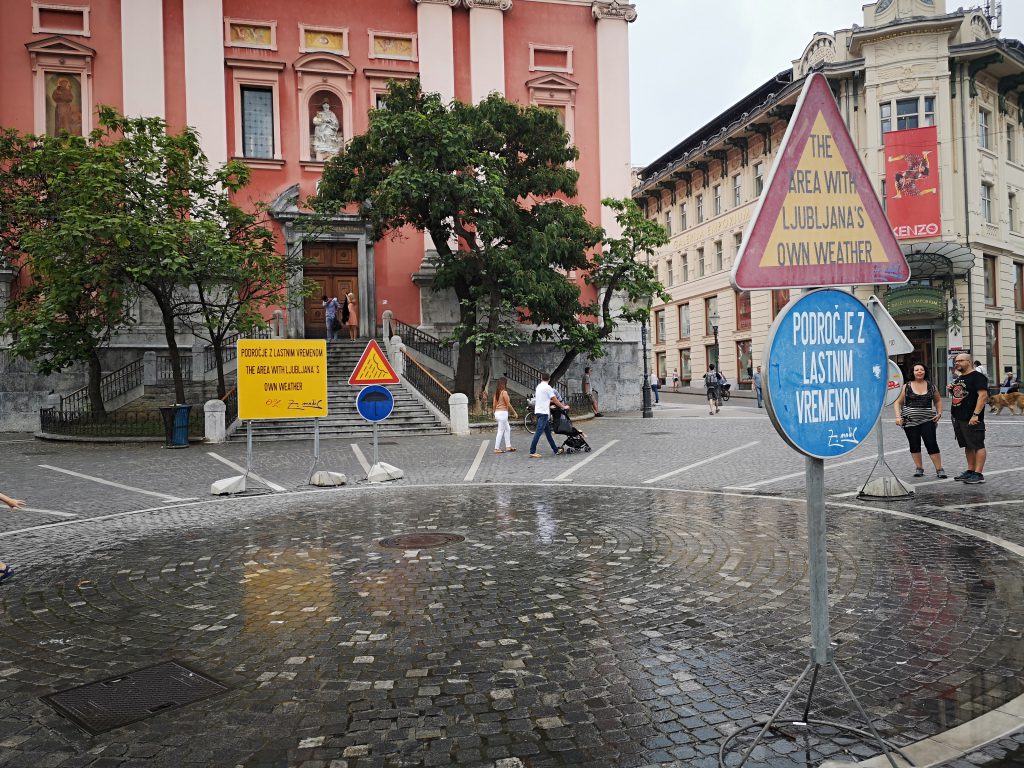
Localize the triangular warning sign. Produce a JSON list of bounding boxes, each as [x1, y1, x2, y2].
[[348, 339, 400, 385], [731, 73, 910, 290]]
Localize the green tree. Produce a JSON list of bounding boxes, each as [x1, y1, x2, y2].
[[543, 197, 670, 385], [316, 80, 599, 400], [0, 128, 136, 414]]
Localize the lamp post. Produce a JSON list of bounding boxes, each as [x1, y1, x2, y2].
[[709, 310, 720, 371], [640, 309, 653, 418]]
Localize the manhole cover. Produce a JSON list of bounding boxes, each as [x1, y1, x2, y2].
[[43, 661, 227, 735], [379, 533, 465, 549]]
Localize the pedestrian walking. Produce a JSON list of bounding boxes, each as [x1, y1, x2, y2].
[[648, 371, 660, 404], [703, 364, 720, 415], [753, 365, 764, 408], [671, 369, 680, 392], [893, 364, 946, 479], [345, 292, 359, 340], [322, 295, 340, 342], [947, 354, 989, 483], [492, 377, 518, 453], [529, 373, 567, 458], [582, 366, 602, 417], [0, 492, 26, 584]]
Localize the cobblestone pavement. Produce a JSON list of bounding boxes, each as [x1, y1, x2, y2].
[[0, 398, 1022, 767]]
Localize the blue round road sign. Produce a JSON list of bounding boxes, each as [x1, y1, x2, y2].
[[765, 290, 887, 459], [356, 385, 394, 423]]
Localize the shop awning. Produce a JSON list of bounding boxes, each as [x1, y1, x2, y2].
[[900, 242, 976, 279]]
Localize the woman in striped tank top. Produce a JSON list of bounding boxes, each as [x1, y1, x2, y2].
[[893, 363, 946, 479]]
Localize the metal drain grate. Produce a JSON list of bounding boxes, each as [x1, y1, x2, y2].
[[379, 532, 465, 549], [43, 661, 227, 735]]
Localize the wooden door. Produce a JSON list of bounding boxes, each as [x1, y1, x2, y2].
[[304, 243, 357, 338]]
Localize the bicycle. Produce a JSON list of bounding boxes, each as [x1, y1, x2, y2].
[[524, 397, 538, 432]]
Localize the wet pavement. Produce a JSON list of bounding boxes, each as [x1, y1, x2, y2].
[[0, 397, 1022, 767]]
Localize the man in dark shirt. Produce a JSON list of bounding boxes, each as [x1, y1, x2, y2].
[[947, 354, 989, 483]]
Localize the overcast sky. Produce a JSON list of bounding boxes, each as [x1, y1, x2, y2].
[[629, 1, 1024, 167]]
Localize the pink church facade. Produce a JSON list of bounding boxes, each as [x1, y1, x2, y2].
[[0, 0, 635, 340]]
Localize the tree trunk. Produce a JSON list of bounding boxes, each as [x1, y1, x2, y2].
[[475, 349, 492, 415], [549, 349, 579, 389], [214, 339, 226, 399], [453, 283, 476, 398], [87, 350, 106, 415], [150, 289, 187, 404]]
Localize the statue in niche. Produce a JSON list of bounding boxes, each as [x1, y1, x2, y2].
[[312, 100, 341, 160]]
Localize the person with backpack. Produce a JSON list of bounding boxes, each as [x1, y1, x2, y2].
[[704, 364, 721, 415]]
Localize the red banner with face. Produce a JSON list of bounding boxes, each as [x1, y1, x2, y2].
[[884, 126, 940, 240]]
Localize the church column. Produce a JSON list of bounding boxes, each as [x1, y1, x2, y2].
[[592, 1, 636, 238], [413, 0, 459, 102], [182, 0, 227, 166], [121, 0, 165, 118], [466, 0, 510, 103]]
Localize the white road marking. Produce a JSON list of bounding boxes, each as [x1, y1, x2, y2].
[[351, 444, 371, 474], [38, 464, 195, 502], [725, 448, 905, 490], [20, 507, 78, 519], [546, 440, 618, 482], [205, 453, 286, 492], [463, 440, 489, 482], [913, 465, 1024, 489], [938, 498, 1024, 511], [645, 441, 760, 484]]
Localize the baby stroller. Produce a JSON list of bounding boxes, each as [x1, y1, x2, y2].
[[552, 410, 591, 454]]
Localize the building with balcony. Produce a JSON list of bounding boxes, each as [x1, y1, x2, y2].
[[633, 0, 1021, 394]]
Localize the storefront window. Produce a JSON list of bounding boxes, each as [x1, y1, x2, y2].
[[680, 348, 691, 384], [736, 290, 751, 331], [772, 289, 790, 317], [986, 320, 999, 381], [736, 340, 752, 385]]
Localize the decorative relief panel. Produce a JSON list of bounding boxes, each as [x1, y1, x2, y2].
[[368, 31, 417, 61], [299, 25, 348, 55], [225, 19, 277, 50]]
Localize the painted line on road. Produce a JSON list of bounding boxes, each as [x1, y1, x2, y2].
[[38, 464, 195, 503], [21, 507, 78, 519], [911, 465, 1024, 489], [205, 453, 286, 492], [645, 441, 760, 484], [463, 440, 489, 482], [351, 444, 371, 475], [546, 439, 618, 482], [724, 448, 905, 490], [937, 497, 1024, 511]]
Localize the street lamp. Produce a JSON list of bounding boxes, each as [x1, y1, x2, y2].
[[709, 310, 720, 371], [640, 305, 653, 419]]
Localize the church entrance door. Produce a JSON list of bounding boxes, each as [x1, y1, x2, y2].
[[304, 242, 357, 339]]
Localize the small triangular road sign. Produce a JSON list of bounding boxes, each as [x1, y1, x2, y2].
[[348, 339, 400, 385], [866, 295, 914, 356], [732, 73, 911, 290]]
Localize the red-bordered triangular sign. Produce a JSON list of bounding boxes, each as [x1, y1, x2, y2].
[[348, 339, 400, 385], [731, 73, 910, 290]]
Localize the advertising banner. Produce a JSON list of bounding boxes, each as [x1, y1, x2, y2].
[[884, 125, 940, 240]]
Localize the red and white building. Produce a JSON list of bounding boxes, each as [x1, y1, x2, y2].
[[0, 0, 636, 342]]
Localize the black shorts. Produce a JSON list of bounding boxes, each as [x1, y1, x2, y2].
[[952, 419, 985, 450], [706, 387, 718, 401]]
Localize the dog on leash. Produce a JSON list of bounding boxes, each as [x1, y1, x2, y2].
[[988, 392, 1024, 415]]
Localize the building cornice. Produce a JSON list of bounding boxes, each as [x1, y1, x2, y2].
[[410, 0, 461, 6], [848, 14, 964, 56], [591, 0, 636, 23]]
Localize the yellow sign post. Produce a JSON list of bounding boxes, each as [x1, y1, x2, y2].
[[237, 339, 328, 420]]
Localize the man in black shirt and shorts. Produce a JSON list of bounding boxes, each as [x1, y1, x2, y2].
[[947, 354, 989, 483]]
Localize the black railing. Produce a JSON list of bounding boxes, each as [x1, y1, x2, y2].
[[503, 353, 546, 390], [40, 406, 203, 439], [391, 319, 453, 368], [60, 358, 144, 412], [223, 387, 238, 428], [404, 355, 452, 417], [204, 327, 273, 373], [157, 354, 192, 383]]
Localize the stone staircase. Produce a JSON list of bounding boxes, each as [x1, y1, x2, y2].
[[230, 339, 449, 442]]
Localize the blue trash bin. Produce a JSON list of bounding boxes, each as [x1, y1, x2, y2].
[[158, 404, 192, 448]]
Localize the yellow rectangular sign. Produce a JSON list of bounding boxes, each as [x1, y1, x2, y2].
[[237, 340, 328, 420]]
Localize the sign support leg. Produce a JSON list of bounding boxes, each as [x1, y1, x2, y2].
[[373, 422, 379, 467], [722, 458, 901, 768], [306, 417, 322, 485], [858, 404, 914, 499]]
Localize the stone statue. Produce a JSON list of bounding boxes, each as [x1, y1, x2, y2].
[[312, 101, 341, 159]]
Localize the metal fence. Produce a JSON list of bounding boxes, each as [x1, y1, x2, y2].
[[392, 319, 453, 368], [403, 355, 452, 417], [203, 327, 273, 373], [156, 354, 192, 384], [60, 358, 144, 412], [502, 353, 546, 390], [40, 406, 204, 439], [223, 387, 238, 428]]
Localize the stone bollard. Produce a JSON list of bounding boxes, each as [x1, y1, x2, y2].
[[390, 335, 405, 375], [204, 399, 226, 443], [448, 392, 469, 435], [272, 309, 284, 339], [143, 351, 157, 386]]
